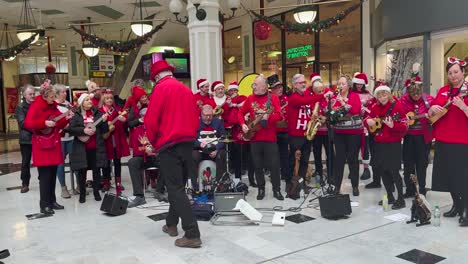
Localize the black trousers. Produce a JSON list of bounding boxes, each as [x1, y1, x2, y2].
[[37, 165, 58, 209], [20, 144, 32, 186], [368, 135, 380, 183], [332, 133, 361, 190], [231, 143, 255, 183], [402, 135, 430, 194], [362, 135, 370, 161], [77, 149, 101, 195], [192, 149, 226, 190], [128, 156, 166, 196], [250, 141, 281, 192], [288, 136, 312, 183], [103, 158, 122, 179], [160, 142, 200, 239], [374, 142, 404, 199], [276, 132, 290, 181], [312, 134, 333, 178]]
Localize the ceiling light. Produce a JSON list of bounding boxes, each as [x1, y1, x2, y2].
[[227, 56, 236, 63], [16, 0, 40, 44], [293, 4, 317, 24], [388, 48, 395, 52], [237, 35, 241, 39], [82, 44, 99, 57], [131, 0, 153, 36]]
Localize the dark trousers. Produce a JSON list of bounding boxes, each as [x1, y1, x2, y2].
[[362, 135, 370, 161], [160, 142, 200, 239], [20, 144, 32, 186], [103, 158, 122, 179], [37, 165, 58, 209], [77, 149, 101, 195], [128, 156, 166, 196], [374, 142, 403, 199], [333, 133, 361, 190], [288, 136, 312, 183], [276, 132, 290, 181], [312, 135, 333, 178], [231, 143, 255, 183], [192, 149, 226, 190], [402, 135, 430, 194], [368, 135, 380, 183], [250, 142, 281, 192]]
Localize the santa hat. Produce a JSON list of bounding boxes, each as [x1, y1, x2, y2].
[[373, 85, 391, 96], [404, 76, 422, 87], [77, 93, 91, 106], [150, 60, 175, 82], [197, 78, 209, 89], [352, 73, 368, 86], [309, 72, 321, 84], [211, 80, 224, 92], [86, 80, 100, 93], [103, 88, 113, 95], [133, 87, 147, 102], [228, 81, 239, 91]]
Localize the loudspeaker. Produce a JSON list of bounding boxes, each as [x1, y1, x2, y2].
[[318, 194, 352, 219], [100, 193, 128, 216]]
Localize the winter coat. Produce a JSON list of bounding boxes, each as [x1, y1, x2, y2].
[[68, 106, 109, 170], [15, 99, 33, 144], [99, 105, 130, 160]]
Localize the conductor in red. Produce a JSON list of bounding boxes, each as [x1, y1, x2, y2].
[[145, 60, 202, 248]]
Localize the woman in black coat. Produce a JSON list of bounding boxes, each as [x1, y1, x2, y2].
[[68, 93, 109, 203]]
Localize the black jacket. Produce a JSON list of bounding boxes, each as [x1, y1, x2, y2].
[[15, 99, 33, 144], [68, 107, 109, 171]]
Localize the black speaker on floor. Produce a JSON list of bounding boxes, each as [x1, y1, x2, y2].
[[100, 193, 128, 216], [319, 194, 352, 219]]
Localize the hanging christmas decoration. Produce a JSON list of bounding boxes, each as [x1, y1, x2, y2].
[[0, 32, 38, 60], [70, 20, 167, 53], [249, 0, 363, 34], [254, 20, 271, 40]]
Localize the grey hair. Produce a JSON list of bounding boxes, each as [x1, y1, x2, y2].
[[292, 74, 305, 85], [201, 104, 213, 113], [21, 84, 35, 94], [254, 74, 268, 86], [338, 75, 353, 88], [53, 83, 67, 93], [133, 79, 145, 87], [40, 85, 57, 97]]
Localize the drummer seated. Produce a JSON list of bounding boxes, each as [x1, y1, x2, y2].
[[192, 105, 227, 190]]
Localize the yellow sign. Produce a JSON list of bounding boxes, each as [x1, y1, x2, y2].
[[238, 73, 259, 96], [92, 71, 105, 77]]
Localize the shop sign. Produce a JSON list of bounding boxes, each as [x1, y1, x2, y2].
[[92, 71, 106, 77], [286, 45, 312, 59]]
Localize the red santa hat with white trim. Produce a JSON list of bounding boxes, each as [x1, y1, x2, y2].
[[373, 84, 391, 96], [211, 80, 225, 92], [228, 81, 239, 91], [404, 76, 422, 87], [196, 78, 209, 90], [309, 72, 321, 84], [352, 72, 368, 86]]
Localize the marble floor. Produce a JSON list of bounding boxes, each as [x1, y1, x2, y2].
[[0, 136, 466, 264]]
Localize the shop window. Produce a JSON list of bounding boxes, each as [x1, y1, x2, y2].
[[375, 36, 423, 94], [223, 27, 243, 84], [254, 14, 282, 79], [19, 56, 69, 74]]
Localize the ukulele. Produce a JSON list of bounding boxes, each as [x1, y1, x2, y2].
[[429, 83, 468, 124], [78, 109, 112, 143], [368, 113, 401, 134], [39, 104, 74, 135], [286, 150, 302, 200], [242, 103, 287, 140], [406, 111, 428, 126], [102, 109, 128, 140]]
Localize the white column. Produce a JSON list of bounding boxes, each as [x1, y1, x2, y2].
[[430, 38, 444, 95], [361, 0, 375, 88], [241, 15, 254, 75], [187, 0, 223, 92]]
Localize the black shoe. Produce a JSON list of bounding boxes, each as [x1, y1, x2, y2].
[[249, 182, 258, 188], [391, 198, 406, 210], [365, 181, 381, 189], [52, 202, 64, 210], [256, 189, 265, 200], [444, 205, 462, 217], [403, 191, 415, 198], [79, 195, 86, 203], [40, 207, 55, 215], [94, 191, 102, 201], [352, 187, 359, 196], [378, 196, 395, 205], [360, 168, 371, 180], [459, 207, 468, 226], [0, 249, 10, 259], [273, 191, 284, 201]]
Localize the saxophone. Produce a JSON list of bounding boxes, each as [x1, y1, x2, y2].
[[305, 102, 323, 140]]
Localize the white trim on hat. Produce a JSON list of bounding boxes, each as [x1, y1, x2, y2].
[[228, 84, 239, 91], [78, 93, 92, 106], [373, 85, 391, 96], [311, 75, 321, 83], [213, 83, 225, 91], [352, 77, 366, 85], [198, 80, 209, 88]]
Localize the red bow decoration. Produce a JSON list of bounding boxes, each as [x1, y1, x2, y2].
[[448, 56, 467, 67]]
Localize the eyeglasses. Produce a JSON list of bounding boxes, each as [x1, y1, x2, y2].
[[448, 57, 467, 67], [295, 81, 307, 85]]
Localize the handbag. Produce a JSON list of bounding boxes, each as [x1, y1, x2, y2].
[[35, 130, 58, 150], [191, 203, 214, 221]]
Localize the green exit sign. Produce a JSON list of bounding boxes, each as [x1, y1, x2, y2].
[[286, 45, 312, 59]]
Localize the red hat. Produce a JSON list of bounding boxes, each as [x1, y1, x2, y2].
[[404, 76, 422, 87], [309, 72, 321, 83], [211, 80, 224, 92], [133, 87, 147, 102], [197, 78, 209, 90], [103, 88, 113, 95], [352, 73, 368, 86], [150, 60, 175, 82], [228, 81, 239, 91]]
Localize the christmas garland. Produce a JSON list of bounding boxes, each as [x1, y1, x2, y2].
[[249, 0, 363, 34], [0, 33, 38, 60], [70, 20, 167, 53]]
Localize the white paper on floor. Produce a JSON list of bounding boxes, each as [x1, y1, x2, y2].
[[351, 201, 359, 207], [365, 205, 383, 213], [384, 213, 409, 222]]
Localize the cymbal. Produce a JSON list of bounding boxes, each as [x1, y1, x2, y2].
[[219, 138, 236, 143]]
